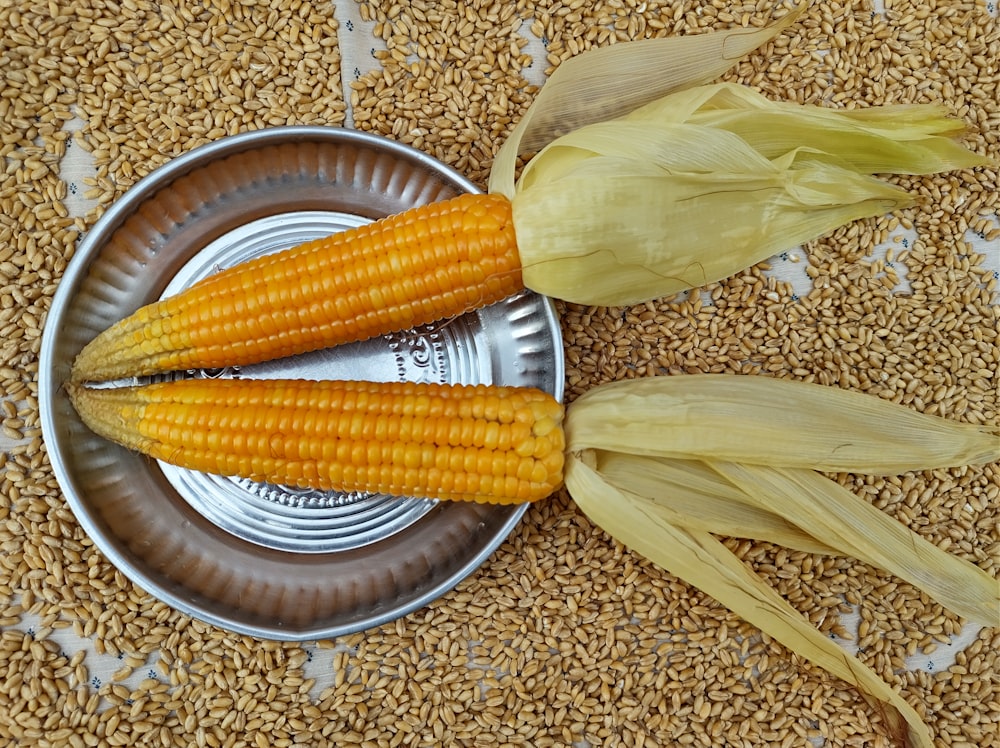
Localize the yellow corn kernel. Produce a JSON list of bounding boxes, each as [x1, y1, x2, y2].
[[72, 193, 523, 383], [68, 379, 565, 504]]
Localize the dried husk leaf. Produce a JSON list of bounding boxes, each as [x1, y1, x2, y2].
[[706, 461, 1000, 626], [594, 450, 997, 624], [630, 82, 990, 174], [627, 81, 967, 134], [488, 3, 808, 196], [565, 452, 932, 748], [512, 141, 913, 305], [565, 375, 1000, 473], [593, 451, 846, 557], [508, 83, 989, 305]]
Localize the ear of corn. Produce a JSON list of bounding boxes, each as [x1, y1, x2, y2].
[[75, 102, 984, 386], [68, 370, 996, 746], [73, 7, 988, 382], [71, 192, 522, 383], [68, 378, 565, 504]]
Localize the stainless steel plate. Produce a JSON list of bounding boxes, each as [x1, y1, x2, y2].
[[39, 127, 564, 640]]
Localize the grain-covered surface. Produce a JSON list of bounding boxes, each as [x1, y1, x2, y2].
[[1, 1, 998, 746]]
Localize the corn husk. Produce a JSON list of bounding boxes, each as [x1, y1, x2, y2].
[[488, 3, 991, 307], [511, 139, 915, 305], [565, 374, 1000, 473], [626, 82, 986, 175], [509, 95, 990, 304], [565, 452, 932, 748], [708, 460, 1000, 626], [561, 374, 999, 748], [590, 449, 997, 624], [488, 4, 808, 196], [593, 451, 846, 557]]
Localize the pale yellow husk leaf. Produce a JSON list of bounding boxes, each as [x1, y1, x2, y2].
[[707, 460, 1000, 626], [565, 453, 932, 748], [592, 451, 846, 557], [625, 82, 987, 175], [512, 144, 913, 305], [592, 449, 996, 623], [565, 374, 1000, 473], [489, 6, 990, 307], [488, 3, 808, 196]]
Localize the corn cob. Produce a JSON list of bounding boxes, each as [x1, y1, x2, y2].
[[71, 193, 522, 382], [68, 378, 565, 504]]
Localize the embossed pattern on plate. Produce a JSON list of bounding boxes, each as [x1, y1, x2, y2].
[[39, 128, 564, 640]]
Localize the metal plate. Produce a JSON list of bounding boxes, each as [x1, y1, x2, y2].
[[39, 127, 564, 640]]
